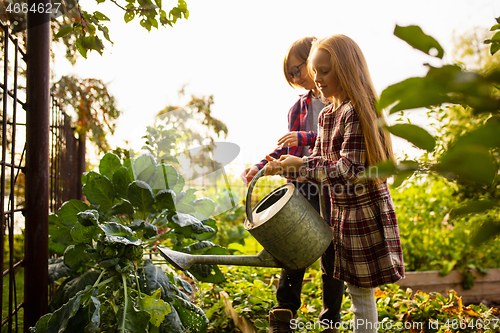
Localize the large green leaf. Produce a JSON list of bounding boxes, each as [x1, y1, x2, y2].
[[83, 176, 116, 213], [77, 210, 100, 227], [394, 25, 444, 59], [48, 257, 73, 284], [111, 200, 135, 218], [32, 287, 91, 333], [113, 167, 133, 199], [189, 263, 225, 284], [173, 174, 185, 195], [49, 214, 74, 255], [99, 221, 133, 237], [64, 244, 91, 270], [129, 220, 158, 239], [58, 200, 90, 227], [435, 145, 496, 185], [386, 124, 436, 151], [175, 189, 199, 214], [70, 222, 98, 244], [139, 289, 171, 327], [81, 171, 101, 186], [188, 246, 225, 283], [49, 271, 101, 311], [139, 259, 175, 302], [360, 160, 397, 179], [450, 199, 498, 218], [128, 180, 155, 215], [155, 190, 176, 211], [84, 295, 101, 333], [172, 295, 208, 333], [378, 76, 451, 114], [171, 213, 214, 236], [160, 307, 185, 333], [99, 153, 122, 180], [379, 64, 499, 114], [391, 160, 419, 188], [149, 164, 179, 192], [183, 241, 216, 253], [192, 198, 215, 219], [451, 117, 500, 150], [133, 153, 157, 183], [194, 218, 218, 241], [117, 294, 151, 333], [471, 219, 500, 246]]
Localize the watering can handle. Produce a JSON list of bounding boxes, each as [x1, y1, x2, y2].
[[245, 167, 267, 226], [246, 167, 328, 225]]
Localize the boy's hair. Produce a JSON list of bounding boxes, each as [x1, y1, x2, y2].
[[309, 34, 394, 166], [283, 36, 316, 88]]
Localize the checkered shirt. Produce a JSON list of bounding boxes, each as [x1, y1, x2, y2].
[[255, 91, 318, 170]]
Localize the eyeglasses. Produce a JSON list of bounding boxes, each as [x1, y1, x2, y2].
[[290, 61, 306, 79]]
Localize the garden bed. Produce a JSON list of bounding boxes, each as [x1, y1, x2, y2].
[[396, 268, 500, 305]]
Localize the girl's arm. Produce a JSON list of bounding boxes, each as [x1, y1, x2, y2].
[[302, 106, 365, 186]]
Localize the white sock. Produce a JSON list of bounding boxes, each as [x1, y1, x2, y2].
[[346, 283, 378, 333]]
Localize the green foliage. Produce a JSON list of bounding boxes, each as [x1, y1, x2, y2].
[[55, 0, 189, 59], [198, 265, 500, 333], [394, 25, 444, 59], [373, 285, 500, 333], [373, 20, 500, 244], [485, 17, 500, 55], [36, 152, 229, 332], [392, 175, 500, 281], [197, 265, 279, 333]]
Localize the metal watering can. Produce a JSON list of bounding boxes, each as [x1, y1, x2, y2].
[[158, 168, 333, 272]]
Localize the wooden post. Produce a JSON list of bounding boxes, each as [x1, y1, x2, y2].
[[24, 1, 50, 331]]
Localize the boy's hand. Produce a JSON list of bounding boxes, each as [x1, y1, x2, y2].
[[277, 132, 299, 148], [241, 165, 259, 186]]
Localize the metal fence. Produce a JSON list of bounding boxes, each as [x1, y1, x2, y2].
[[1, 20, 84, 332]]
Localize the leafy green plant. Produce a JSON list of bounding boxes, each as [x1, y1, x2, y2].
[[32, 152, 227, 332], [370, 19, 500, 244], [199, 265, 500, 333], [392, 175, 500, 283], [197, 265, 280, 333]]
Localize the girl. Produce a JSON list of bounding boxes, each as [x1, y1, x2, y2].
[[264, 35, 405, 333], [241, 37, 344, 333]]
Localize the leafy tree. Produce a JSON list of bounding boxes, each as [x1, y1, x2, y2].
[[0, 0, 188, 59], [51, 75, 120, 152], [1, 0, 190, 153], [142, 90, 229, 181]]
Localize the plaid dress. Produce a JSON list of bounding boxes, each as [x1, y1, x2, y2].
[[300, 100, 405, 288]]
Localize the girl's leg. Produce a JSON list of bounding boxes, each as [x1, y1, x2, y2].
[[346, 284, 377, 333]]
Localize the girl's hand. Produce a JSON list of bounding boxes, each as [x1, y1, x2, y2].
[[264, 155, 303, 176], [277, 132, 299, 148]]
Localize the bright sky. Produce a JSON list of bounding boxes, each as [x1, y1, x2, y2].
[[53, 0, 500, 176]]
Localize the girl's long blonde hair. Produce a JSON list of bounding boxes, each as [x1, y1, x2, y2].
[[310, 34, 394, 166]]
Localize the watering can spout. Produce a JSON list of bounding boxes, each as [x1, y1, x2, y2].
[[157, 246, 285, 271]]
